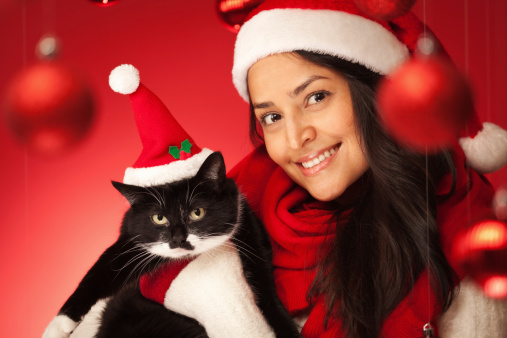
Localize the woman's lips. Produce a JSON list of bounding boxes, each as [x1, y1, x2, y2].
[[298, 144, 340, 176]]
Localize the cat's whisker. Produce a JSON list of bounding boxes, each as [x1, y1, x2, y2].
[[227, 239, 267, 263], [230, 236, 261, 255], [188, 180, 213, 205], [202, 249, 221, 265], [119, 235, 141, 248], [135, 255, 162, 282], [112, 243, 145, 260], [151, 186, 166, 208], [113, 249, 152, 273], [123, 253, 158, 287], [147, 187, 165, 208], [113, 242, 145, 258], [189, 192, 207, 205], [136, 189, 165, 208], [146, 202, 163, 209]]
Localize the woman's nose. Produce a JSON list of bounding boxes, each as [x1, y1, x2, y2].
[[285, 114, 315, 149]]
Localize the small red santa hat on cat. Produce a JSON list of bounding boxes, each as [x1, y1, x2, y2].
[[108, 64, 213, 187]]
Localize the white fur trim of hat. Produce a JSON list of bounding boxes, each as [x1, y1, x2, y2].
[[123, 148, 214, 187], [232, 8, 409, 102]]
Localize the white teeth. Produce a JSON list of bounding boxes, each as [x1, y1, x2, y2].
[[301, 146, 338, 169]]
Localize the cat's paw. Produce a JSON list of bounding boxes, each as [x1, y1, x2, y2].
[[42, 315, 78, 338]]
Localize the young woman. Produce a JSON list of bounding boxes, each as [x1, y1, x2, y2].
[[228, 0, 507, 337]]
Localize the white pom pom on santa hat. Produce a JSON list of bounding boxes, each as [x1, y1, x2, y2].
[[459, 122, 507, 174], [109, 64, 140, 95]]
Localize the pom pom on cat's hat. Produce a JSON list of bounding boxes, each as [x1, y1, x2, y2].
[[109, 64, 213, 187]]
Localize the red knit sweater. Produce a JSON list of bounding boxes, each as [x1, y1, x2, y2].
[[227, 144, 495, 337]]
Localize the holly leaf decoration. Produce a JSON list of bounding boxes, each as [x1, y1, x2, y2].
[[169, 146, 180, 159], [181, 139, 192, 154]]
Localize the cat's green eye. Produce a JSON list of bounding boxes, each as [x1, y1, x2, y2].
[[189, 208, 205, 221], [151, 214, 168, 225]]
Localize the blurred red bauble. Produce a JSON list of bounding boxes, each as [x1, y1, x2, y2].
[[452, 220, 507, 299], [88, 0, 119, 8], [493, 188, 507, 221], [216, 0, 264, 32], [3, 61, 95, 156], [354, 0, 416, 20], [377, 56, 473, 153]]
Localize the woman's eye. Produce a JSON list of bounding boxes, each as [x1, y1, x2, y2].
[[261, 113, 282, 126], [151, 214, 168, 225], [189, 207, 205, 220], [308, 92, 327, 105]]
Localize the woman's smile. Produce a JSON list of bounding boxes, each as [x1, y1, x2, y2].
[[297, 143, 340, 175]]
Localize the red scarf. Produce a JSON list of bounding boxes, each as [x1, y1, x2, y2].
[[260, 167, 341, 312], [229, 144, 495, 337]]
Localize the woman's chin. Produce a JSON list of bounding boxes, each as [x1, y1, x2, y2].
[[306, 184, 344, 202]]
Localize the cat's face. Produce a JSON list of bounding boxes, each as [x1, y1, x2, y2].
[[113, 152, 239, 259]]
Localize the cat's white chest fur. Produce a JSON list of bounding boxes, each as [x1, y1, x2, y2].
[[64, 241, 275, 338], [163, 241, 276, 338]]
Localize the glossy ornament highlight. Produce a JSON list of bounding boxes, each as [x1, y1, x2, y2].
[[89, 0, 119, 8], [452, 220, 507, 299]]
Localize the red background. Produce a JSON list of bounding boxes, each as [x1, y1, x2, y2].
[[0, 1, 505, 336]]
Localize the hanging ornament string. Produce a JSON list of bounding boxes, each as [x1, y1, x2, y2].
[[464, 0, 472, 239], [485, 0, 491, 123], [43, 0, 57, 36], [21, 0, 29, 240], [422, 0, 433, 334], [425, 148, 433, 335]]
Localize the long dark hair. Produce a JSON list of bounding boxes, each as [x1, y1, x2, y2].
[[248, 51, 459, 337]]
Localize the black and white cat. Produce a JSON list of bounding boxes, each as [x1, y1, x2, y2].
[[43, 152, 300, 338]]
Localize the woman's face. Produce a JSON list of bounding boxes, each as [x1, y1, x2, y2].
[[247, 53, 369, 202]]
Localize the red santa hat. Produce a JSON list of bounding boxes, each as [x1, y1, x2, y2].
[[109, 64, 213, 187], [232, 0, 507, 174]]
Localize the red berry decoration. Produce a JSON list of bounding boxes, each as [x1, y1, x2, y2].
[[377, 56, 473, 153], [4, 61, 95, 156], [452, 220, 507, 299], [354, 0, 417, 20], [216, 0, 265, 32]]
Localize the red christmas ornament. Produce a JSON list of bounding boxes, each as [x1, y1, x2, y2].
[[216, 0, 264, 32], [452, 220, 507, 299], [354, 0, 416, 20], [4, 61, 95, 156], [377, 56, 473, 153], [88, 0, 119, 8]]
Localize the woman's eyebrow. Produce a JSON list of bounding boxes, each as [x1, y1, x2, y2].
[[252, 75, 328, 109], [253, 101, 274, 109], [290, 75, 328, 98]]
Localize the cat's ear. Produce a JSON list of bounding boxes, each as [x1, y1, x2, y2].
[[111, 181, 144, 205], [195, 152, 226, 182]]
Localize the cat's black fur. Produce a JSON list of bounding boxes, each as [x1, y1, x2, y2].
[[96, 283, 207, 337], [54, 152, 299, 337]]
